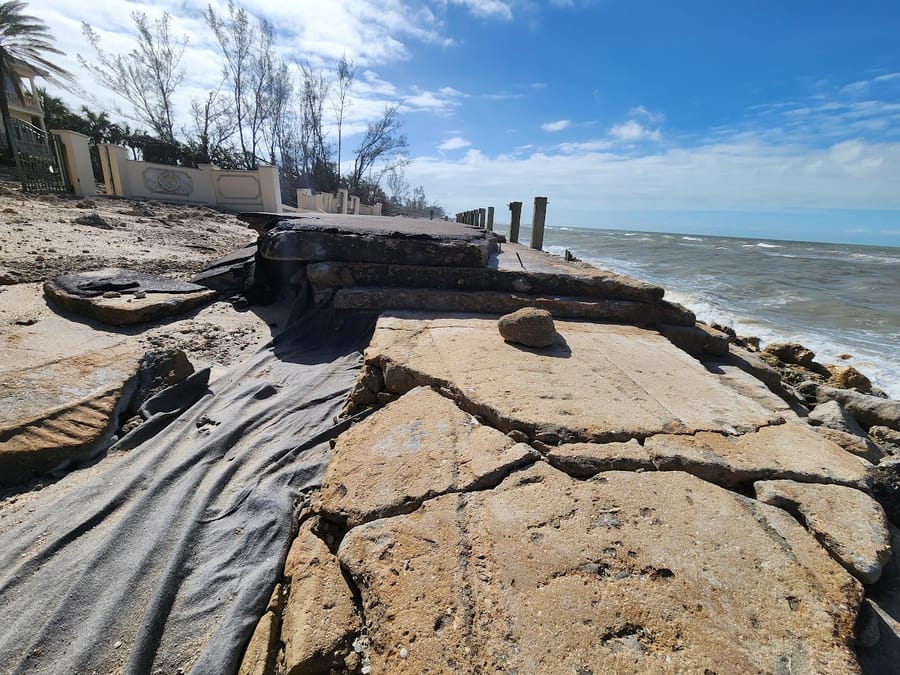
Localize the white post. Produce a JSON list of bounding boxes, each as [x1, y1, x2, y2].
[[350, 196, 360, 215], [97, 143, 130, 197], [257, 165, 282, 212], [51, 130, 96, 197], [338, 188, 349, 214]]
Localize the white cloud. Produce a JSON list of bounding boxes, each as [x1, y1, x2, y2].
[[541, 119, 570, 132], [438, 136, 471, 151], [448, 0, 513, 20], [629, 105, 664, 124], [609, 120, 662, 142]]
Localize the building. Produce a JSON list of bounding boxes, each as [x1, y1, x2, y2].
[[1, 59, 47, 138]]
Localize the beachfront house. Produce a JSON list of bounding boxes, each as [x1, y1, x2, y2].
[[1, 59, 47, 141]]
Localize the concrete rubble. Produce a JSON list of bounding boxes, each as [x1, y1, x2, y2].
[[2, 210, 897, 673]]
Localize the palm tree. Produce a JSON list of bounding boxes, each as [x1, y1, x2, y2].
[[0, 1, 73, 155]]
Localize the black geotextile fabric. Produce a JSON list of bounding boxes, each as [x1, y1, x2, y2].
[[0, 307, 377, 674]]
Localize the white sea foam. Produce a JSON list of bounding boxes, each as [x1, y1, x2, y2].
[[681, 236, 703, 241]]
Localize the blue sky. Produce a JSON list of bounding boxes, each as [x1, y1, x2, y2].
[[33, 0, 900, 246]]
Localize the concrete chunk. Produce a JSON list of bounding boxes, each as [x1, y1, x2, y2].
[[644, 425, 871, 489], [281, 520, 361, 674], [317, 387, 538, 529], [755, 479, 891, 584], [338, 463, 862, 674], [366, 314, 781, 443]]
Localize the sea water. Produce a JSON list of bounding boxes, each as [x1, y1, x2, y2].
[[510, 225, 900, 399]]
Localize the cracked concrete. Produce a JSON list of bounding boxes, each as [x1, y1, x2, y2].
[[246, 311, 891, 674]]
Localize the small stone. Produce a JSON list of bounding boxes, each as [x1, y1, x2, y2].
[[113, 640, 122, 649], [498, 307, 558, 348], [134, 290, 147, 299], [102, 291, 121, 298], [399, 647, 409, 659]]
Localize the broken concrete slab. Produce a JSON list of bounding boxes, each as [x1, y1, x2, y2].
[[0, 344, 143, 486], [332, 288, 695, 326], [754, 479, 891, 584], [305, 256, 665, 303], [45, 268, 216, 326], [338, 462, 862, 674], [547, 439, 652, 477], [644, 425, 871, 490], [317, 386, 538, 529], [657, 322, 730, 357], [702, 358, 803, 420], [259, 217, 496, 267], [813, 426, 886, 464], [281, 519, 361, 675], [192, 244, 257, 293], [365, 314, 781, 443]]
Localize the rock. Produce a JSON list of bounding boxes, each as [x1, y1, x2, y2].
[[366, 314, 780, 444], [338, 463, 862, 674], [44, 269, 216, 326], [827, 364, 873, 394], [0, 344, 143, 486], [813, 426, 886, 464], [317, 386, 538, 529], [764, 342, 817, 368], [643, 424, 870, 489], [855, 525, 900, 672], [869, 459, 900, 527], [547, 439, 653, 477], [754, 479, 891, 584], [0, 268, 25, 285], [333, 288, 695, 326], [701, 358, 802, 420], [74, 212, 114, 229], [808, 400, 868, 437], [281, 519, 361, 674], [871, 426, 900, 455], [237, 611, 278, 675], [810, 384, 900, 432], [657, 322, 730, 357], [497, 307, 558, 348]]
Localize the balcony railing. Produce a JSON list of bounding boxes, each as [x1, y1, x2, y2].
[[5, 89, 41, 112]]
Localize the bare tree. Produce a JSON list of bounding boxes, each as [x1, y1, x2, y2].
[[79, 11, 185, 144], [187, 84, 237, 166], [333, 54, 355, 184], [298, 62, 331, 183], [350, 103, 408, 193], [205, 1, 276, 168]]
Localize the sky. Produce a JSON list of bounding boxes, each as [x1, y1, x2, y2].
[[30, 0, 900, 247]]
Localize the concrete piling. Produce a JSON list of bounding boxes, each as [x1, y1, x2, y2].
[[531, 196, 547, 250], [487, 206, 494, 232], [508, 201, 522, 243]]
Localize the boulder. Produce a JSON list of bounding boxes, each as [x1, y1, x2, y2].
[[809, 385, 900, 432], [827, 364, 873, 394], [764, 342, 817, 368], [869, 459, 900, 527], [808, 400, 868, 436], [870, 426, 900, 456], [338, 463, 862, 674], [754, 479, 891, 584], [317, 386, 538, 529], [855, 525, 900, 672], [497, 307, 558, 348], [281, 519, 361, 674]]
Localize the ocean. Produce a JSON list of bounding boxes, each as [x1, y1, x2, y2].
[[507, 225, 900, 400]]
